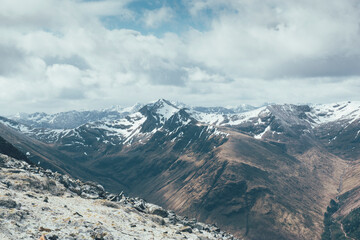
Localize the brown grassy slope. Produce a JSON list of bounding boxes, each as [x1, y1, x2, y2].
[[131, 129, 347, 239], [0, 123, 86, 177], [333, 159, 360, 220], [0, 121, 350, 239]]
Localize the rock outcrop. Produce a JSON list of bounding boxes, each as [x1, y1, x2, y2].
[[0, 153, 237, 240]]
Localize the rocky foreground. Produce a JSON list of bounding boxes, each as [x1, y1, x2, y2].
[[0, 154, 237, 240]]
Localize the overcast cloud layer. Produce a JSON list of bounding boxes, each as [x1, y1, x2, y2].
[[1, 0, 360, 114]]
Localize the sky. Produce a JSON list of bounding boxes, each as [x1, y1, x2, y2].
[[1, 0, 360, 115]]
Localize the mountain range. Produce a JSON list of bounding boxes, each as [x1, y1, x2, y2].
[[1, 99, 360, 239]]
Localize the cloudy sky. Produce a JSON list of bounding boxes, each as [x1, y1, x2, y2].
[[1, 0, 360, 115]]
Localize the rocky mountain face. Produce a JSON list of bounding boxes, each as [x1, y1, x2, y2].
[[0, 153, 236, 240], [1, 99, 360, 239]]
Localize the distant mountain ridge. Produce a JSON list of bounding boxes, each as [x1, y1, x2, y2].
[[7, 100, 259, 130], [8, 103, 144, 129], [1, 99, 360, 239]]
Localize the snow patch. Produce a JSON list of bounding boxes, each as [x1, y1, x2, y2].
[[356, 130, 360, 139], [254, 125, 271, 139], [310, 101, 360, 125]]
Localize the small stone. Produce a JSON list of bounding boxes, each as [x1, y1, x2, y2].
[[41, 207, 51, 211], [133, 199, 146, 211], [193, 222, 206, 231], [151, 216, 165, 225], [146, 204, 168, 218], [44, 197, 49, 203], [180, 226, 193, 233], [39, 226, 52, 232], [90, 227, 108, 240], [106, 194, 117, 202], [47, 235, 59, 240], [0, 199, 17, 208], [26, 193, 37, 198], [210, 226, 220, 233], [74, 212, 83, 217]]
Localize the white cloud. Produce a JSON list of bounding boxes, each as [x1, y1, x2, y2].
[[184, 67, 229, 83], [185, 0, 360, 79], [143, 7, 174, 28], [0, 0, 360, 114], [0, 0, 133, 30]]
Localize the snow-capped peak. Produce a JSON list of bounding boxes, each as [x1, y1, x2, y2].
[[144, 99, 180, 122], [309, 101, 360, 125]]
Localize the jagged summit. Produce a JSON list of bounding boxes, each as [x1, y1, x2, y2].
[[142, 99, 179, 114], [140, 99, 180, 125]]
